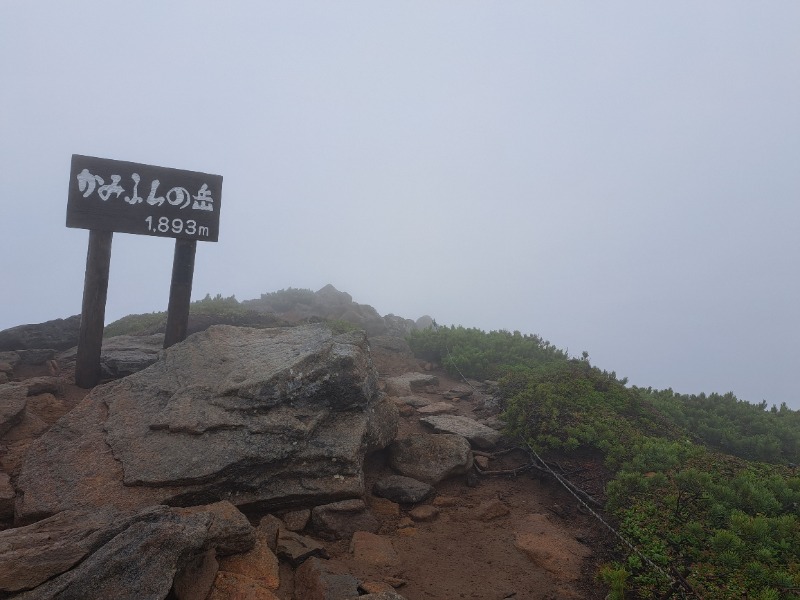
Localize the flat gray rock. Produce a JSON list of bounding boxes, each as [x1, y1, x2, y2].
[[384, 373, 439, 396], [420, 415, 502, 449], [16, 324, 395, 520]]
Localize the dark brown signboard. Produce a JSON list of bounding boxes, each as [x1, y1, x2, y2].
[[66, 154, 222, 242]]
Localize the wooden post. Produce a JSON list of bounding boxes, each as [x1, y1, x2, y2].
[[164, 238, 197, 349], [75, 230, 113, 388]]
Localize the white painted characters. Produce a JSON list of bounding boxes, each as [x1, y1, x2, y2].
[[76, 168, 214, 212], [144, 216, 209, 237]]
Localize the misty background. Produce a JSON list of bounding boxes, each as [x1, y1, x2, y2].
[[1, 3, 798, 408]]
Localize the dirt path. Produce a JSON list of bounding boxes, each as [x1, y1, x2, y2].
[[309, 348, 610, 600]]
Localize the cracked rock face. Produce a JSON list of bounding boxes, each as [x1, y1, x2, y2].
[[15, 324, 395, 521], [2, 501, 254, 599]]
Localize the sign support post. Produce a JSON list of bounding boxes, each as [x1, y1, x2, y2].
[[75, 230, 113, 388], [164, 238, 197, 349], [66, 154, 223, 387]]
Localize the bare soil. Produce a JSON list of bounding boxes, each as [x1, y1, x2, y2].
[[297, 346, 613, 600]]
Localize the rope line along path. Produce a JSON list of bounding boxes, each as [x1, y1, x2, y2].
[[443, 345, 698, 599], [524, 442, 693, 598]]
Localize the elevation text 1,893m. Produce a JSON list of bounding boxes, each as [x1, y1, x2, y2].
[[145, 216, 209, 237]]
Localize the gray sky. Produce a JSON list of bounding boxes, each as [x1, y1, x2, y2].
[[2, 2, 799, 409]]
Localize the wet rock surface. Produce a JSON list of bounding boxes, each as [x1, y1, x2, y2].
[[0, 310, 604, 600], [15, 324, 388, 520]]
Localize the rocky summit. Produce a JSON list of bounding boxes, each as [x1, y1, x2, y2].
[[0, 291, 602, 600]]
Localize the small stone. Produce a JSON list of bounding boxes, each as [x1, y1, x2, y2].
[[276, 529, 328, 567], [398, 405, 415, 417], [409, 505, 439, 522], [475, 455, 490, 470], [282, 508, 310, 531], [22, 376, 61, 396], [373, 475, 434, 504], [476, 498, 510, 521], [397, 517, 414, 529], [311, 499, 379, 540]]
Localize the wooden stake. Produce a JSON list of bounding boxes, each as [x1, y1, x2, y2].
[[75, 230, 113, 388], [164, 238, 197, 349]]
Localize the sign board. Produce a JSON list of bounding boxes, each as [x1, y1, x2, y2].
[[66, 154, 223, 242]]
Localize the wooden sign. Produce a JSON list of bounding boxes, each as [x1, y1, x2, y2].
[[68, 154, 223, 387], [67, 154, 222, 242]]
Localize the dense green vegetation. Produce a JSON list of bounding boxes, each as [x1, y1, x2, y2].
[[407, 325, 567, 380], [407, 326, 800, 599], [639, 388, 800, 465]]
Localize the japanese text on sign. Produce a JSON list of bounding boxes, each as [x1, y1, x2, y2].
[[75, 169, 215, 212], [66, 155, 223, 242]]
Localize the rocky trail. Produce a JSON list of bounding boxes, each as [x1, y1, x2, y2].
[[0, 318, 610, 600]]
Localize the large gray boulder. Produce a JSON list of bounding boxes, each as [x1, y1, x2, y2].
[[0, 315, 80, 352], [3, 501, 253, 599], [15, 324, 396, 521]]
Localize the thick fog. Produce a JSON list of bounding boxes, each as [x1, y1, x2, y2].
[[1, 2, 799, 408]]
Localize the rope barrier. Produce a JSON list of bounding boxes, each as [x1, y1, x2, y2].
[[442, 344, 696, 598], [524, 441, 686, 596]]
